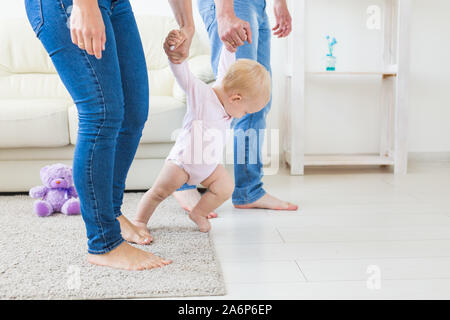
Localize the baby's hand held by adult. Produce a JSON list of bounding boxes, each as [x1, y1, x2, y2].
[[164, 28, 193, 64]]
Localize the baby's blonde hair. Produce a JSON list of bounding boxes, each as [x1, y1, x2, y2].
[[222, 59, 271, 100]]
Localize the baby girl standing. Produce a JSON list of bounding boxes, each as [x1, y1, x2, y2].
[[125, 30, 271, 240]]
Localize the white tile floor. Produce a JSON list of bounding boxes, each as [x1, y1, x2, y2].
[[190, 160, 450, 299]]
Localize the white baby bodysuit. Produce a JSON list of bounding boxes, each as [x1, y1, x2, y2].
[[167, 48, 236, 185]]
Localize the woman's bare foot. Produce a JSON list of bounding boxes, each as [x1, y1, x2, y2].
[[173, 189, 218, 219], [117, 215, 152, 245], [234, 193, 298, 211], [188, 211, 211, 233], [87, 242, 172, 271]]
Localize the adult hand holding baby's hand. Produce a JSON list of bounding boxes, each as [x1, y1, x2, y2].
[[217, 14, 252, 52], [164, 28, 194, 64]]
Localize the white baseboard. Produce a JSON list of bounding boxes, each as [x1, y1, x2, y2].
[[409, 152, 450, 162]]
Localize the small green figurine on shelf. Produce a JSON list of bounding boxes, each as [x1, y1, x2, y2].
[[325, 35, 337, 71]]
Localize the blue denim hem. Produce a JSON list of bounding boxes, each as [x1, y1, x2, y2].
[[232, 188, 266, 206], [87, 237, 124, 255], [176, 184, 197, 192]]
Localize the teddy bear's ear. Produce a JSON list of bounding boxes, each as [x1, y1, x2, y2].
[[40, 165, 50, 176], [39, 165, 50, 184]]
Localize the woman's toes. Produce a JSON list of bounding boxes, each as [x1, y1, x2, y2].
[[143, 262, 154, 270], [151, 262, 161, 269], [135, 264, 145, 271], [142, 237, 152, 244]]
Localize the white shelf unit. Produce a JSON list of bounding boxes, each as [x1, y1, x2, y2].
[[285, 0, 411, 175]]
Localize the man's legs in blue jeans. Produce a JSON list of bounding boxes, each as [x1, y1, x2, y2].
[[232, 0, 270, 205]]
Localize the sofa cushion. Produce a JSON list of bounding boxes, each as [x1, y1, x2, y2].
[[0, 99, 71, 148], [142, 96, 186, 143], [68, 96, 186, 145], [0, 19, 55, 75], [0, 143, 174, 161], [0, 74, 71, 100]]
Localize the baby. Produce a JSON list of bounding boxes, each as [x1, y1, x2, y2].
[[132, 30, 271, 234]]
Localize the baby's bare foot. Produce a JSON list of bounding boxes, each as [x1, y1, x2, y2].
[[88, 242, 172, 271], [117, 215, 152, 245], [234, 193, 298, 211], [173, 189, 218, 219], [188, 211, 211, 233]]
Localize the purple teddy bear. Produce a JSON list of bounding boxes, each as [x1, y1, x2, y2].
[[29, 163, 81, 217]]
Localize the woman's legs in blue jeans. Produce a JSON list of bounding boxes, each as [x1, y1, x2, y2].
[[37, 0, 126, 254], [25, 0, 171, 266]]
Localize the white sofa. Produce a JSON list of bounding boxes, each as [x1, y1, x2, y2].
[[0, 15, 214, 192]]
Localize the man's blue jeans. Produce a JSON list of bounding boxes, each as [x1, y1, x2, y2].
[[24, 0, 149, 254], [180, 0, 271, 205]]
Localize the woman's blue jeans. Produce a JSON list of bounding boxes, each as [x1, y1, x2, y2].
[[182, 0, 271, 205], [24, 0, 149, 254]]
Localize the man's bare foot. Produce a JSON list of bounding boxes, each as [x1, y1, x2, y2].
[[88, 242, 172, 271], [234, 193, 298, 211], [117, 215, 152, 245], [188, 211, 211, 233], [173, 189, 218, 219]]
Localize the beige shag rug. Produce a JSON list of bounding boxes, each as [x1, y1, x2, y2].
[[0, 193, 225, 299]]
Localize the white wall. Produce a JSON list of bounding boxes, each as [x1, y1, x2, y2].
[[1, 0, 449, 154], [300, 0, 450, 154], [408, 0, 450, 153]]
